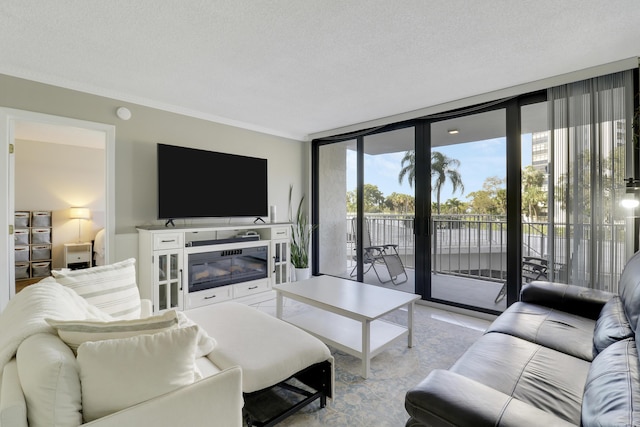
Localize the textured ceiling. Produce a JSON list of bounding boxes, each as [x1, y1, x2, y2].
[[1, 1, 639, 141]]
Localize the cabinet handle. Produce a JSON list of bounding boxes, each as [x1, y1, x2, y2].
[[204, 294, 217, 300], [179, 269, 183, 291], [161, 239, 174, 243], [248, 286, 258, 290]]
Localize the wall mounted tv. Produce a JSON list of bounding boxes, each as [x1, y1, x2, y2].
[[157, 143, 268, 220]]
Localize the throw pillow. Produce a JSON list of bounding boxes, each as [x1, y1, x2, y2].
[[16, 333, 82, 427], [52, 258, 141, 319], [46, 310, 179, 353], [77, 325, 199, 422]]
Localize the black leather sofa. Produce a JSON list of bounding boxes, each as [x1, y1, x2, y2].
[[405, 251, 640, 427]]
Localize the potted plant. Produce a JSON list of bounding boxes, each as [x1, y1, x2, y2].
[[289, 185, 316, 281]]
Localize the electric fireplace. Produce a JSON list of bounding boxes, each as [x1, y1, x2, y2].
[[187, 245, 269, 293]]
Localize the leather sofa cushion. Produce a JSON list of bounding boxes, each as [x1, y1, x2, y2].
[[486, 301, 596, 361], [581, 338, 640, 426], [450, 332, 590, 425], [592, 296, 632, 355], [617, 250, 640, 334], [521, 281, 613, 319], [405, 370, 576, 427]]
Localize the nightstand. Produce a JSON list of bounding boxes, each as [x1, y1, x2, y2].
[[64, 242, 92, 270]]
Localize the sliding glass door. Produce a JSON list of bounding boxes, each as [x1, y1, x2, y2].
[[313, 68, 637, 312], [316, 127, 416, 294], [427, 109, 509, 311]]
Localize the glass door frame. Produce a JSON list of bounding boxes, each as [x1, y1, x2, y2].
[[311, 91, 565, 314]]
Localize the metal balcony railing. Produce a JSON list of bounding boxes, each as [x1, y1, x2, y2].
[[347, 214, 627, 290]]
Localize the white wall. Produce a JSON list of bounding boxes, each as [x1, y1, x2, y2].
[[14, 139, 105, 268], [0, 74, 309, 309]]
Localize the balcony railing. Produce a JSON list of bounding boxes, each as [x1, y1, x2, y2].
[[347, 214, 627, 290]]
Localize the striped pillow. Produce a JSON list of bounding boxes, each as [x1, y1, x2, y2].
[[46, 310, 179, 353], [52, 258, 141, 319]]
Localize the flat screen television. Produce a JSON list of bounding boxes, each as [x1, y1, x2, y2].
[[157, 143, 268, 220]]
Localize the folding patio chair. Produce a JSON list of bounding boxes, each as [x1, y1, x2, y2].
[[494, 256, 549, 303], [349, 218, 408, 286]]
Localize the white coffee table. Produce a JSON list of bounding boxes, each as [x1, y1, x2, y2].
[[274, 276, 420, 378]]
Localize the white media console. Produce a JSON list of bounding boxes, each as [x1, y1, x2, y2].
[[137, 223, 290, 313]]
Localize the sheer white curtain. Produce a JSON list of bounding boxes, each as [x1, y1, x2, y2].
[[547, 69, 634, 292]]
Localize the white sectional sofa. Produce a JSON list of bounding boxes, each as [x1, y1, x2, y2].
[[0, 258, 333, 427], [0, 259, 239, 426]]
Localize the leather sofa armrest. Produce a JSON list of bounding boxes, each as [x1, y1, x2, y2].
[[405, 370, 575, 427], [81, 366, 243, 427], [520, 281, 614, 319]]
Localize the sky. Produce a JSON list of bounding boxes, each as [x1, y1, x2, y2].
[[346, 135, 533, 203]]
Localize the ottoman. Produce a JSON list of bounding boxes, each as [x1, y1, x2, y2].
[[185, 301, 334, 426]]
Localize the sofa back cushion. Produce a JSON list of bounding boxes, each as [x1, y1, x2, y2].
[[52, 258, 141, 319], [616, 250, 640, 333], [592, 296, 633, 355], [16, 333, 82, 427], [581, 337, 640, 426]]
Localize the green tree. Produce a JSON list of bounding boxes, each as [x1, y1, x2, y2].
[[347, 184, 386, 213], [522, 165, 546, 220], [431, 151, 464, 215], [346, 189, 357, 213], [398, 150, 415, 188], [385, 192, 415, 213], [467, 176, 505, 215], [398, 150, 464, 214], [443, 197, 465, 214]]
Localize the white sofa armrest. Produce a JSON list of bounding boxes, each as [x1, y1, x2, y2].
[[81, 366, 243, 427], [139, 299, 153, 318], [0, 359, 27, 427]]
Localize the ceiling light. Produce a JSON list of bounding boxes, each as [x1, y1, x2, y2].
[[620, 178, 640, 208], [448, 129, 459, 135]]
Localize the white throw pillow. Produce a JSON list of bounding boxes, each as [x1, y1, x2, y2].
[[77, 325, 199, 422], [16, 333, 82, 427], [46, 310, 179, 353], [52, 258, 141, 319]]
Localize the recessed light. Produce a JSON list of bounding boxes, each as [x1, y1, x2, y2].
[[448, 129, 459, 135]]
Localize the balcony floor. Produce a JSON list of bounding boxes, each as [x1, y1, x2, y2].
[[336, 262, 507, 312]]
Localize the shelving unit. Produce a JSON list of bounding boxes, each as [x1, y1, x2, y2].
[[14, 210, 53, 288]]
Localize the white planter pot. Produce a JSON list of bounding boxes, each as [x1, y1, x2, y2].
[[293, 267, 311, 282]]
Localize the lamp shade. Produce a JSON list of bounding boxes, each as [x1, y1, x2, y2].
[[69, 207, 91, 220]]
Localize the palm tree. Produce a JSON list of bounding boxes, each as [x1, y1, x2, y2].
[[398, 150, 464, 214], [430, 151, 464, 214], [398, 151, 415, 188]]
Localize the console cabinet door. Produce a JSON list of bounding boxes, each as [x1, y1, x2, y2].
[[272, 239, 290, 285], [154, 249, 183, 312]]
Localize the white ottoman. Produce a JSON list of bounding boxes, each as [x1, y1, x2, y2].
[[185, 301, 334, 425]]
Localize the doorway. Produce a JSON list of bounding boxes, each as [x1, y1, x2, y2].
[[0, 108, 115, 311]]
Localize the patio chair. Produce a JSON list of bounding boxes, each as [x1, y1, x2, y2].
[[494, 256, 549, 303], [349, 218, 408, 286]]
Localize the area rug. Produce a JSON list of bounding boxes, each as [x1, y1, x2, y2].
[[244, 305, 485, 426]]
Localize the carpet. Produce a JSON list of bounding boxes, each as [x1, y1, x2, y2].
[[244, 305, 485, 426]]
